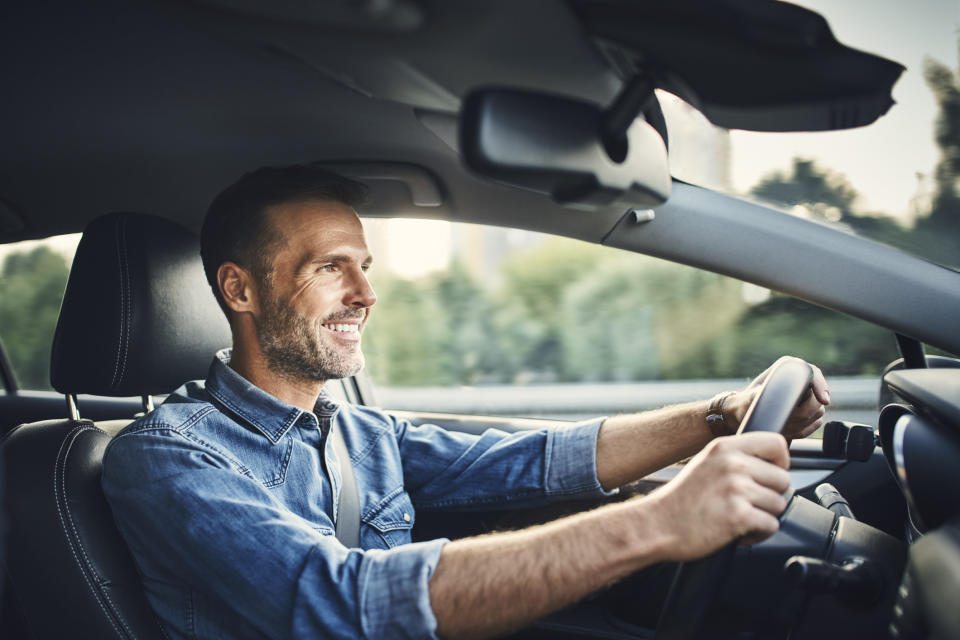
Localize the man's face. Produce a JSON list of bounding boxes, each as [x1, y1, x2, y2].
[[253, 199, 376, 382]]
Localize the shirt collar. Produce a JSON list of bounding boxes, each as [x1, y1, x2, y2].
[[205, 349, 339, 444]]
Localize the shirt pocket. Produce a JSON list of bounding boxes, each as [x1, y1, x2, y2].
[[361, 489, 415, 549]]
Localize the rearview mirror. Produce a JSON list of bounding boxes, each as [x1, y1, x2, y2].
[[460, 88, 670, 209]]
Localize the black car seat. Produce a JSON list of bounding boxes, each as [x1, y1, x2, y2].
[[1, 213, 231, 639]]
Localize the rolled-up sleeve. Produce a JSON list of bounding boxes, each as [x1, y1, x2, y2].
[[103, 428, 447, 640], [358, 540, 446, 638], [544, 417, 613, 497], [394, 416, 616, 510]]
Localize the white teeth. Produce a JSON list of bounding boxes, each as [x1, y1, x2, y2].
[[324, 323, 358, 333]]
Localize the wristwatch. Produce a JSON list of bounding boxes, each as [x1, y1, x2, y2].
[[706, 391, 737, 437]]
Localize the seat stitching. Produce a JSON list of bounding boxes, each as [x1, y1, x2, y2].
[[117, 216, 132, 387], [109, 218, 126, 388], [61, 423, 140, 638], [54, 423, 136, 639], [53, 424, 125, 636], [0, 422, 25, 444]]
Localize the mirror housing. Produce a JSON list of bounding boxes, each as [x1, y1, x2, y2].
[[460, 88, 670, 209]]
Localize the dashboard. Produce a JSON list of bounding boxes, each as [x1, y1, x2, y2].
[[880, 365, 960, 639]]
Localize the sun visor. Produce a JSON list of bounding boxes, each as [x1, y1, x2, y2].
[[574, 0, 904, 132]]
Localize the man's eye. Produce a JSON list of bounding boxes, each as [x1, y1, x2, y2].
[[361, 264, 371, 272], [317, 264, 335, 272]]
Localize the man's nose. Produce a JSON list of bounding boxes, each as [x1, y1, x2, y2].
[[346, 270, 377, 308]]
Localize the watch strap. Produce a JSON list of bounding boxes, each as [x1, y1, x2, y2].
[[706, 391, 737, 437]]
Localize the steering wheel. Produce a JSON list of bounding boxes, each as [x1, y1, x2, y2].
[[654, 358, 814, 640]]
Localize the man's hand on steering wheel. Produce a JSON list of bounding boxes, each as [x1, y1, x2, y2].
[[649, 358, 822, 639], [645, 433, 792, 561], [643, 356, 829, 562], [727, 356, 831, 440]]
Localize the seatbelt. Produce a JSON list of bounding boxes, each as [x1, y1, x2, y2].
[[329, 424, 361, 548]]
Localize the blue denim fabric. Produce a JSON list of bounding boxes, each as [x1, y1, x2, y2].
[[102, 350, 610, 639]]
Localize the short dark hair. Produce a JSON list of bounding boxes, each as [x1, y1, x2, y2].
[[200, 164, 369, 315]]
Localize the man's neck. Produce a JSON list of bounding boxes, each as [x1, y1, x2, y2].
[[228, 346, 326, 412]]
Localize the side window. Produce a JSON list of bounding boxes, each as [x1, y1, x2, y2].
[[0, 235, 79, 391], [361, 219, 896, 429]]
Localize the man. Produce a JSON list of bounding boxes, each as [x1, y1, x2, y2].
[[102, 164, 829, 640]]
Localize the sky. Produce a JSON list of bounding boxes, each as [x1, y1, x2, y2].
[[728, 0, 960, 218]]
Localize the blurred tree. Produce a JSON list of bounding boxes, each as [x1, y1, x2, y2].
[[0, 246, 70, 389], [915, 51, 960, 267], [365, 262, 532, 386], [749, 157, 907, 247], [361, 274, 446, 386], [750, 157, 857, 221], [497, 237, 609, 378], [428, 260, 508, 384], [561, 256, 743, 381], [561, 258, 660, 381], [714, 296, 896, 377]]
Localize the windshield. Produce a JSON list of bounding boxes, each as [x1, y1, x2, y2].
[[662, 0, 960, 270]]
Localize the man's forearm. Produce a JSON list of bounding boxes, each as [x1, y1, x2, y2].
[[595, 398, 722, 490], [429, 498, 669, 640], [594, 357, 830, 490]]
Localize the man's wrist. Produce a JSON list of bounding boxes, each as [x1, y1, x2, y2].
[[627, 493, 683, 564], [612, 496, 675, 566], [706, 391, 738, 437]]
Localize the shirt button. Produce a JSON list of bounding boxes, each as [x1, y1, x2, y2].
[[403, 513, 411, 523]]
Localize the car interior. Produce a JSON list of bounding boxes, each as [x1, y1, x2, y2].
[[3, 1, 960, 639]]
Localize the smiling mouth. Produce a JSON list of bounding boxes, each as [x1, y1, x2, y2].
[[321, 323, 360, 334]]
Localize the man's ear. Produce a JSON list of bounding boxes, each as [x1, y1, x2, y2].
[[217, 262, 258, 314]]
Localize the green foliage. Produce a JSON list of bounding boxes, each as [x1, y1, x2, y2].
[[498, 237, 609, 321], [697, 296, 895, 378], [429, 260, 512, 385], [362, 231, 903, 387], [0, 246, 70, 390], [561, 258, 659, 381], [362, 274, 446, 385], [496, 237, 610, 377], [915, 53, 960, 267], [561, 257, 744, 381]]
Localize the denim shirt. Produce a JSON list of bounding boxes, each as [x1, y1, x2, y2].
[[102, 351, 610, 640]]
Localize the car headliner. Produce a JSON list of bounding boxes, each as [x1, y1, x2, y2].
[[3, 0, 960, 357], [0, 0, 625, 243]]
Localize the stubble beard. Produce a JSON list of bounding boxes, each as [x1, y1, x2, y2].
[[255, 290, 366, 382]]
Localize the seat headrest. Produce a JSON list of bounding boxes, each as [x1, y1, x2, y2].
[[51, 213, 231, 396]]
